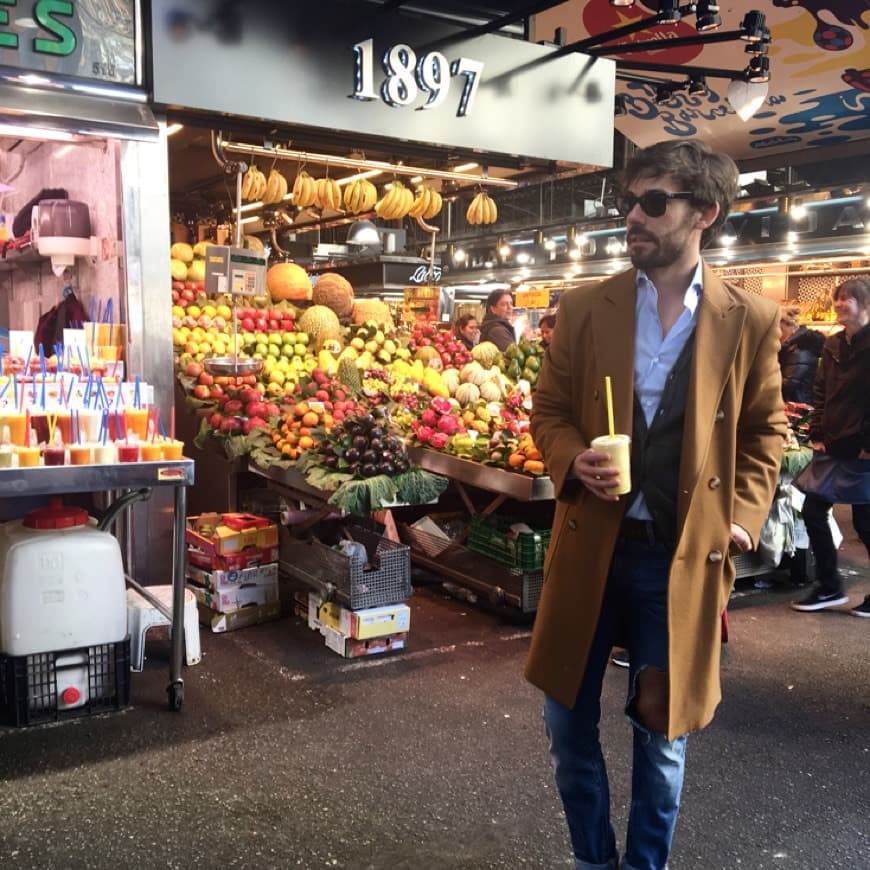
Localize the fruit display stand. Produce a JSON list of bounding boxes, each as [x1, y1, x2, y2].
[[397, 447, 554, 613], [0, 459, 195, 710]]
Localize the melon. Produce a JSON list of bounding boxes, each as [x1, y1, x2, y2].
[[193, 240, 214, 258], [170, 242, 194, 264], [312, 272, 355, 319], [187, 259, 206, 282], [414, 346, 441, 365], [170, 258, 188, 281], [297, 304, 343, 350], [267, 262, 312, 303], [351, 298, 394, 329]]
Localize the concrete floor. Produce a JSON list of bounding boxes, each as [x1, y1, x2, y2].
[[0, 512, 868, 870]]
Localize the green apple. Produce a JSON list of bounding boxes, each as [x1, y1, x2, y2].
[[281, 343, 296, 358]]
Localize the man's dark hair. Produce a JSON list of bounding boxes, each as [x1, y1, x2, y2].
[[538, 314, 556, 330], [835, 276, 870, 308], [486, 288, 512, 312], [620, 139, 739, 249]]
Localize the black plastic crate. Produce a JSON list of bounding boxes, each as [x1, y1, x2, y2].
[[467, 514, 551, 573], [0, 639, 131, 727]]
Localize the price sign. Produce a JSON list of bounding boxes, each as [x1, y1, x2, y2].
[[515, 288, 551, 309]]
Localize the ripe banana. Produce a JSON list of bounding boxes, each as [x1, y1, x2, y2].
[[466, 192, 497, 225], [314, 177, 341, 211], [422, 188, 442, 219], [292, 171, 317, 208], [375, 181, 413, 220], [263, 169, 288, 205], [242, 165, 267, 202], [360, 179, 378, 212], [344, 179, 379, 214], [408, 186, 431, 219]]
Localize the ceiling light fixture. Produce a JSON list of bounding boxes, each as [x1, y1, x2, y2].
[[744, 55, 770, 83], [453, 162, 479, 173], [695, 1, 722, 32], [657, 0, 681, 25], [499, 244, 511, 258], [166, 123, 184, 136], [609, 0, 635, 6], [740, 11, 767, 42], [688, 74, 708, 96]]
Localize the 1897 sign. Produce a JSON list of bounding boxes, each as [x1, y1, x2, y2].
[[351, 38, 484, 117]]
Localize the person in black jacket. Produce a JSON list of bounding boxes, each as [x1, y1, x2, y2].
[[792, 277, 870, 617], [479, 289, 515, 351], [453, 313, 480, 350], [778, 305, 824, 405]]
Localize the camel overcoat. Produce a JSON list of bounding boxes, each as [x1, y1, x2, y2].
[[526, 264, 787, 739]]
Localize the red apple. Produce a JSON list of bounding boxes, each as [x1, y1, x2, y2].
[[192, 384, 210, 399]]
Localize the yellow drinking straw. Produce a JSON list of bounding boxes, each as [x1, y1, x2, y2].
[[47, 412, 57, 446], [605, 376, 615, 438]]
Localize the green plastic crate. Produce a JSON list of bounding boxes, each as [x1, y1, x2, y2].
[[467, 514, 551, 572]]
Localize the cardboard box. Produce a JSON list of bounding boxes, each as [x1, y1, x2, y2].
[[187, 544, 279, 572], [186, 513, 278, 556], [196, 600, 281, 633], [189, 577, 279, 613], [186, 562, 278, 593], [308, 594, 411, 640], [322, 625, 407, 658]]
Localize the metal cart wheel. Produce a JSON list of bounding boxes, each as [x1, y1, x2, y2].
[[168, 681, 184, 711]]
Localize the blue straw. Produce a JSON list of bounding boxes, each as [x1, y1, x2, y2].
[[99, 410, 107, 445], [157, 413, 166, 439], [23, 346, 32, 376], [66, 378, 75, 406], [0, 378, 9, 401], [134, 375, 140, 409], [84, 372, 93, 404], [84, 343, 91, 374]]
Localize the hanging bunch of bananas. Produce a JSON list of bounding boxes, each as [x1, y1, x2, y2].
[[314, 177, 342, 211], [375, 181, 414, 220], [261, 168, 288, 205], [466, 191, 498, 225], [343, 178, 379, 214], [241, 165, 268, 201], [292, 171, 318, 208], [408, 184, 444, 220]]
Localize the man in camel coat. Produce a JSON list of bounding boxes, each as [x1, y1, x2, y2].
[[527, 140, 786, 870]]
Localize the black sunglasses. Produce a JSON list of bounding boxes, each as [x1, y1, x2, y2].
[[616, 190, 695, 218]]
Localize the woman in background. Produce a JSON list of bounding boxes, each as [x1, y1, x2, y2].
[[538, 313, 556, 347], [454, 314, 480, 351], [778, 305, 824, 405]]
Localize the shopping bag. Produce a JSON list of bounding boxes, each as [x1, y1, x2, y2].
[[792, 453, 870, 504]]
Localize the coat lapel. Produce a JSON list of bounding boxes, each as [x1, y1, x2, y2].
[[677, 265, 746, 526], [591, 271, 636, 435]]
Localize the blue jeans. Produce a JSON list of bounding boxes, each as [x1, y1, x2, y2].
[[544, 539, 687, 870]]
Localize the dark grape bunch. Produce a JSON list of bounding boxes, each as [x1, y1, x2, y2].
[[321, 408, 410, 478]]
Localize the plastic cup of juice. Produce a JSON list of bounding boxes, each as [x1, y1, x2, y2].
[[0, 413, 27, 446], [69, 444, 92, 465], [29, 413, 49, 445], [140, 442, 163, 462], [125, 407, 149, 441], [117, 441, 140, 463], [93, 443, 116, 464], [590, 434, 632, 496], [56, 412, 72, 444], [42, 445, 66, 466], [16, 446, 40, 467], [78, 409, 102, 442], [0, 444, 13, 467], [161, 439, 184, 460]]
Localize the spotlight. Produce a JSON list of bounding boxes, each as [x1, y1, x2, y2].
[[688, 75, 708, 96], [740, 11, 767, 42], [610, 0, 635, 6], [790, 203, 807, 220], [499, 244, 511, 258], [516, 251, 531, 265], [695, 1, 721, 32], [453, 247, 467, 264], [544, 238, 556, 251], [745, 37, 769, 55], [745, 55, 770, 83], [657, 0, 681, 24]]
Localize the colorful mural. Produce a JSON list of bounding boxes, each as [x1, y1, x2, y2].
[[530, 0, 870, 162]]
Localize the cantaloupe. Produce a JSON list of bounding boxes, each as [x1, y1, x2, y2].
[[170, 258, 188, 281], [267, 262, 312, 303], [297, 305, 343, 351], [312, 272, 355, 319], [170, 242, 194, 264], [187, 259, 206, 282], [351, 298, 394, 329]]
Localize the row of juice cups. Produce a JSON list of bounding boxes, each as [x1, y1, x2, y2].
[[0, 407, 151, 447], [0, 438, 185, 467]]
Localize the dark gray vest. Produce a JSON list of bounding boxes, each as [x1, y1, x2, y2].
[[628, 331, 695, 546]]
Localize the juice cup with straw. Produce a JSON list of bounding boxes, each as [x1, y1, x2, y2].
[[117, 438, 140, 462], [0, 425, 13, 467], [590, 376, 632, 496], [161, 439, 184, 460], [16, 445, 40, 466], [140, 441, 163, 461], [94, 442, 116, 464], [69, 443, 92, 465], [126, 406, 149, 441], [79, 408, 102, 442]]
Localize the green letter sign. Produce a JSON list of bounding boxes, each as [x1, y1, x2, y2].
[[34, 0, 76, 56], [0, 0, 18, 50]]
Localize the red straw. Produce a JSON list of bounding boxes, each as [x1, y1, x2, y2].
[[151, 406, 158, 443], [112, 357, 119, 379]]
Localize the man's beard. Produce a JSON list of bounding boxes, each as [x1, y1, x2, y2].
[[627, 217, 693, 270]]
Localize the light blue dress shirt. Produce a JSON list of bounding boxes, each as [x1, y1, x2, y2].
[[625, 263, 703, 520]]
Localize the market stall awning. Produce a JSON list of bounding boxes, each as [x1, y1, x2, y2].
[[0, 82, 159, 142]]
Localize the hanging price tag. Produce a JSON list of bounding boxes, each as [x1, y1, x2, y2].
[[515, 288, 550, 309]]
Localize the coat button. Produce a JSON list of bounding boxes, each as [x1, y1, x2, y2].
[[715, 409, 725, 421], [708, 550, 723, 563], [708, 477, 721, 489], [568, 519, 577, 531]]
